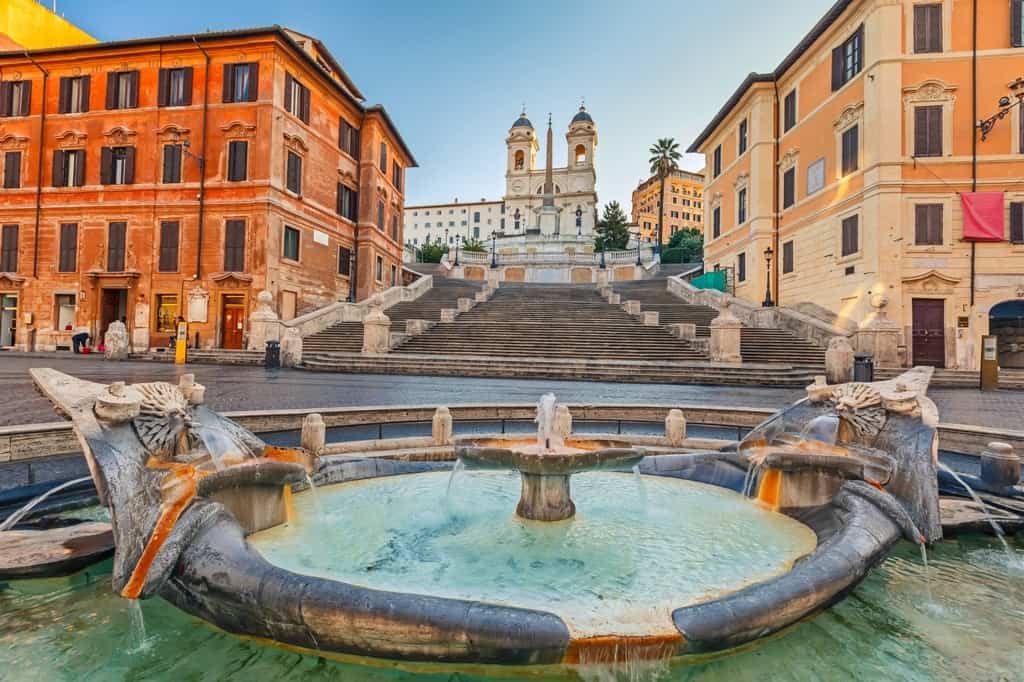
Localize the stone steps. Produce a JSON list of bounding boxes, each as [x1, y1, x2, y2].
[[300, 351, 819, 387]]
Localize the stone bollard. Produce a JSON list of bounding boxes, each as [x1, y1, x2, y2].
[[554, 404, 573, 441], [405, 319, 431, 336], [247, 290, 280, 351], [980, 442, 1020, 489], [474, 291, 488, 303], [300, 413, 326, 455], [487, 271, 501, 289], [608, 293, 621, 305], [440, 308, 457, 323], [642, 311, 659, 326], [457, 297, 473, 313], [361, 306, 391, 354], [670, 323, 697, 340], [624, 300, 641, 315], [595, 270, 609, 288], [709, 301, 742, 363], [281, 327, 303, 366], [825, 336, 855, 384], [665, 409, 686, 446], [432, 406, 453, 445]]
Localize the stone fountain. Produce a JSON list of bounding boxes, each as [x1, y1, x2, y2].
[[456, 394, 644, 521], [26, 366, 949, 668]]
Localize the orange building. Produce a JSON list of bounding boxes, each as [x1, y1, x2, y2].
[[630, 169, 704, 244], [0, 26, 415, 351], [689, 0, 1024, 370]]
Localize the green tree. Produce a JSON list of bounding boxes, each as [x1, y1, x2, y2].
[[666, 227, 704, 262], [461, 237, 487, 253], [418, 242, 445, 263], [594, 201, 630, 251], [648, 138, 682, 254]]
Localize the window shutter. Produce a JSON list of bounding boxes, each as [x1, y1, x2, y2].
[[159, 221, 179, 271], [831, 45, 843, 91], [914, 107, 929, 155], [53, 150, 65, 186], [59, 223, 77, 272], [108, 222, 126, 272], [249, 62, 259, 101], [129, 71, 139, 108], [181, 67, 193, 106], [352, 127, 360, 160], [58, 77, 70, 113], [80, 76, 90, 112], [222, 64, 234, 102], [19, 80, 30, 115], [0, 82, 10, 117], [100, 147, 112, 185], [931, 204, 943, 243], [105, 72, 117, 109], [158, 68, 168, 106], [4, 151, 19, 188], [74, 151, 85, 186], [284, 73, 293, 111], [1013, 0, 1023, 47], [1010, 203, 1024, 243], [162, 145, 172, 181], [928, 5, 942, 51], [124, 147, 136, 184], [300, 86, 310, 123]]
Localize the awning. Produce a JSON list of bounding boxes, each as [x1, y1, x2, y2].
[[960, 192, 1004, 241]]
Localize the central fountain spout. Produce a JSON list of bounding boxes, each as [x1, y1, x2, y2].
[[456, 396, 644, 522]]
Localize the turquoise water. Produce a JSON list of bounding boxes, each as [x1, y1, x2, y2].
[[250, 471, 818, 636], [1, 502, 1022, 679]]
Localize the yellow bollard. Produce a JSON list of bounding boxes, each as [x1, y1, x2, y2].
[[175, 319, 188, 365]]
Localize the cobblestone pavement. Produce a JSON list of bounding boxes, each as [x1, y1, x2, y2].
[[0, 353, 1020, 430]]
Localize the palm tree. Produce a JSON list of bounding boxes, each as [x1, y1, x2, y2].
[[648, 138, 681, 254]]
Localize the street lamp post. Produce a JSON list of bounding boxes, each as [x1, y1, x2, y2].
[[454, 235, 460, 266], [490, 231, 498, 268], [346, 248, 356, 302], [762, 246, 774, 308], [635, 233, 642, 266], [444, 228, 449, 262], [575, 205, 583, 236], [978, 77, 1024, 140], [513, 208, 521, 233]]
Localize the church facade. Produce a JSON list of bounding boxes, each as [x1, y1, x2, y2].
[[404, 106, 599, 246]]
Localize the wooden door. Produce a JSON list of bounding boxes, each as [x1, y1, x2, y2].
[[221, 295, 245, 349], [100, 289, 127, 338], [912, 298, 945, 367]]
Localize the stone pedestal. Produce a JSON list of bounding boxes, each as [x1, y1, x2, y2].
[[281, 328, 303, 367], [825, 336, 855, 384], [709, 302, 742, 363], [361, 306, 391, 354], [432, 406, 453, 445], [487, 271, 501, 288], [608, 293, 621, 305], [247, 290, 280, 351], [596, 270, 609, 288], [405, 319, 432, 336], [517, 473, 574, 522], [853, 293, 901, 368], [624, 300, 641, 315], [665, 409, 686, 446], [642, 311, 659, 326], [669, 323, 697, 340], [474, 291, 489, 303], [554, 405, 572, 440], [300, 413, 326, 455], [103, 321, 130, 360], [457, 297, 473, 313], [440, 308, 457, 323]]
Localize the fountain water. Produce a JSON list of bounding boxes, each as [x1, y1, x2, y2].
[[536, 392, 559, 451], [126, 599, 149, 652], [0, 476, 93, 532], [938, 463, 1011, 555], [446, 458, 465, 500]]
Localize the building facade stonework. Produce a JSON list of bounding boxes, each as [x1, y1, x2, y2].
[[0, 26, 414, 352], [689, 0, 1024, 370], [631, 169, 705, 244]]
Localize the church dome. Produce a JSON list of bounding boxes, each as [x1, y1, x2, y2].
[[512, 112, 533, 129], [571, 105, 593, 124]]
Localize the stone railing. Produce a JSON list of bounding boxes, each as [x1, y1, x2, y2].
[[451, 247, 655, 266], [249, 276, 434, 349], [666, 275, 850, 350]]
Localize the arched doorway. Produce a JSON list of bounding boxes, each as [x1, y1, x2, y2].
[[990, 300, 1024, 368]]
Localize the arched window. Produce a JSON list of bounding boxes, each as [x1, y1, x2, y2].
[[514, 150, 524, 170], [575, 144, 586, 165]]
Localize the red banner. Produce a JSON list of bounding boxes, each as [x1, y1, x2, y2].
[[960, 192, 1004, 241]]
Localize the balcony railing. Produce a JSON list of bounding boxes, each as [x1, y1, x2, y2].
[[451, 247, 654, 266]]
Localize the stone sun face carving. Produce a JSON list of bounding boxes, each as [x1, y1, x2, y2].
[[132, 382, 196, 461], [830, 383, 886, 441]]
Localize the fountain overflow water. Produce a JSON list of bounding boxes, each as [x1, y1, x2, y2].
[[536, 393, 558, 452], [0, 476, 93, 532], [938, 462, 1012, 555]]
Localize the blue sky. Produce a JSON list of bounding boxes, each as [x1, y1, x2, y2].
[[58, 0, 834, 208]]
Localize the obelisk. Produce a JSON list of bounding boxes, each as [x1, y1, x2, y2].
[[538, 113, 560, 234]]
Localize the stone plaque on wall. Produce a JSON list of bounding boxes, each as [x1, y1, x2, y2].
[[188, 287, 209, 323]]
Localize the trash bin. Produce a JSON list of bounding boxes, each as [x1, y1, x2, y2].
[[853, 352, 874, 382], [264, 340, 281, 369]]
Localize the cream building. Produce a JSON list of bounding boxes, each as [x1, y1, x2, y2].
[[688, 0, 1024, 371], [403, 200, 505, 248], [631, 169, 706, 244]]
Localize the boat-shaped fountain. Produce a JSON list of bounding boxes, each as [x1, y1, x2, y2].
[[26, 365, 945, 670]]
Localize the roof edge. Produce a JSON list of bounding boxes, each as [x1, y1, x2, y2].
[[365, 105, 418, 168]]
